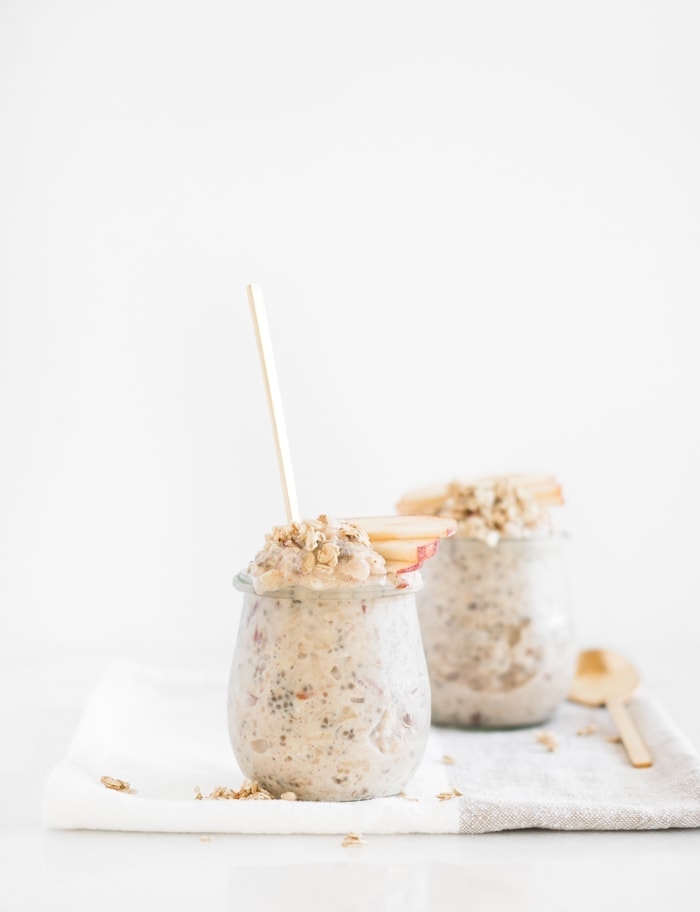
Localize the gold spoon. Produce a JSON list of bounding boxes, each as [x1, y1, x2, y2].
[[569, 649, 653, 768]]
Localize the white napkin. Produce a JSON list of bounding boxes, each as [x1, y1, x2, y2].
[[44, 660, 700, 834]]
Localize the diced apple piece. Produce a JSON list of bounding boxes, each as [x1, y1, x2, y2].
[[344, 515, 457, 541], [371, 538, 439, 563]]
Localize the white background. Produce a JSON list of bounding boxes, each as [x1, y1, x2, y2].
[[2, 0, 699, 675], [2, 5, 700, 910]]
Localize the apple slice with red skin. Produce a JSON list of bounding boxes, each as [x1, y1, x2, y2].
[[383, 558, 424, 574], [344, 515, 457, 542], [371, 538, 439, 563]]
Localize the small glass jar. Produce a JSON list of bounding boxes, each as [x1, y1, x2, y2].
[[228, 573, 431, 801], [417, 534, 574, 728]]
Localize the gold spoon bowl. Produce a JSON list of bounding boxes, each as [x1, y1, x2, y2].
[[569, 649, 653, 768]]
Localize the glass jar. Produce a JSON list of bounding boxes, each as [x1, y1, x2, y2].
[[228, 573, 431, 801], [417, 534, 574, 728]]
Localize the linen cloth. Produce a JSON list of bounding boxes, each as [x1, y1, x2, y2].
[[44, 660, 700, 834]]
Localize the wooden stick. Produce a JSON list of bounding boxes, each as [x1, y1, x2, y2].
[[246, 284, 300, 523], [607, 697, 653, 768]]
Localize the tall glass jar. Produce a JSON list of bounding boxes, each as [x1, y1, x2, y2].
[[417, 535, 574, 728], [228, 573, 431, 801]]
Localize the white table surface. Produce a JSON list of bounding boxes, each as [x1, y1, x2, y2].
[[4, 642, 700, 911]]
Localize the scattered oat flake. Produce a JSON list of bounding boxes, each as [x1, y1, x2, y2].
[[608, 735, 622, 744], [442, 755, 455, 765], [436, 788, 462, 801], [535, 731, 558, 752], [399, 791, 419, 802], [577, 724, 598, 736], [342, 832, 366, 847], [200, 835, 212, 843], [194, 787, 203, 800], [100, 776, 132, 792], [198, 780, 275, 801], [280, 791, 297, 801]]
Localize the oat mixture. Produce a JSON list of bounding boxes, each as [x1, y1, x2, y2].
[[414, 477, 574, 728], [248, 515, 388, 594], [228, 577, 430, 801], [419, 536, 574, 727]]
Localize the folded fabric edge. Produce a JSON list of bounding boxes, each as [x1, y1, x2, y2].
[[458, 798, 700, 833], [43, 760, 462, 835]]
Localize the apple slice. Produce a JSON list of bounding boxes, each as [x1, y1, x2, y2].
[[506, 474, 564, 506], [344, 515, 457, 541], [371, 538, 439, 563], [397, 475, 564, 514], [383, 558, 424, 575], [395, 484, 446, 516]]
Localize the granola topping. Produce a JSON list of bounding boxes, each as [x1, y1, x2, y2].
[[436, 478, 552, 544], [248, 515, 389, 593]]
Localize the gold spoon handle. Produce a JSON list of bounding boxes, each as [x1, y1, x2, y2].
[[607, 697, 653, 768]]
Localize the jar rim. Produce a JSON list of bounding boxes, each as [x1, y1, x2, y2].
[[232, 571, 423, 600]]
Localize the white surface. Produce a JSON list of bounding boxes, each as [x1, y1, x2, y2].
[[2, 1, 700, 907], [2, 648, 700, 910], [44, 659, 700, 834]]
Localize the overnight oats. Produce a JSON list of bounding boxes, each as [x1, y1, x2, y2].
[[228, 514, 455, 801], [398, 476, 575, 728]]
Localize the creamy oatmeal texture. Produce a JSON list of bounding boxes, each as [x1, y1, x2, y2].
[[403, 476, 575, 728], [230, 516, 431, 801], [229, 579, 430, 801]]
